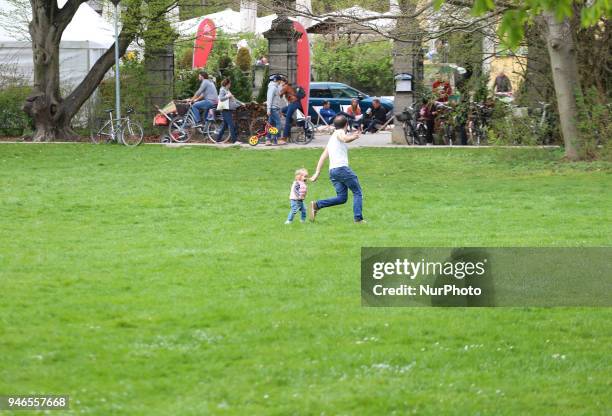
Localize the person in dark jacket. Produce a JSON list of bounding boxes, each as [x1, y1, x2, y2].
[[319, 101, 337, 125], [361, 99, 388, 133], [279, 78, 302, 142], [418, 97, 437, 145]]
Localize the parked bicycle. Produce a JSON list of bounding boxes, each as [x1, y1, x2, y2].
[[395, 106, 427, 145], [467, 102, 491, 145], [168, 101, 227, 143], [435, 102, 454, 145], [90, 107, 144, 147], [248, 117, 279, 146], [530, 101, 554, 144]]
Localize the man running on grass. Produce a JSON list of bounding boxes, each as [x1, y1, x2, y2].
[[309, 115, 365, 223]]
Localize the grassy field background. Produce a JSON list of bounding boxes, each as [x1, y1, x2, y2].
[[0, 144, 610, 415]]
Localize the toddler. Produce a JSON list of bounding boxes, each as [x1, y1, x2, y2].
[[285, 168, 308, 224]]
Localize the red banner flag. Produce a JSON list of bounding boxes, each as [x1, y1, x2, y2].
[[193, 18, 216, 69], [293, 21, 311, 112]]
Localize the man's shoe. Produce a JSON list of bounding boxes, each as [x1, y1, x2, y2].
[[309, 201, 319, 222], [284, 220, 292, 224], [354, 219, 367, 224]]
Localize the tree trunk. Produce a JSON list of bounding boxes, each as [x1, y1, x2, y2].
[[542, 12, 581, 160], [23, 0, 77, 141], [23, 0, 135, 141]]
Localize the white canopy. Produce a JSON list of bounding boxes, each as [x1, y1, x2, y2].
[[0, 0, 114, 85], [173, 8, 278, 38]]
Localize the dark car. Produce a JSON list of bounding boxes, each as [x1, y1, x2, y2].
[[307, 82, 394, 124]]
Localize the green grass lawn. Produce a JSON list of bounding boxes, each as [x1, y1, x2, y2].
[[0, 144, 610, 415]]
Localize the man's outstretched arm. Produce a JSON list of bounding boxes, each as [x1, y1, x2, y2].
[[338, 131, 361, 143], [309, 148, 329, 182]]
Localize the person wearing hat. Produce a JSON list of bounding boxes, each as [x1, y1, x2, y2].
[[266, 74, 286, 145]]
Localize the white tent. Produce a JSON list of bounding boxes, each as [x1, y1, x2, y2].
[[173, 8, 278, 39], [0, 0, 115, 87], [307, 5, 397, 35]]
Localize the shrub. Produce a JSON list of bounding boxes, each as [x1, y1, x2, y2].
[[96, 58, 148, 131], [0, 85, 32, 136], [576, 86, 611, 160], [312, 39, 394, 96], [175, 68, 200, 100], [255, 65, 269, 104], [236, 47, 252, 72]]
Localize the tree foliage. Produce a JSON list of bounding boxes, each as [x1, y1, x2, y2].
[[434, 0, 612, 48], [312, 39, 394, 96]]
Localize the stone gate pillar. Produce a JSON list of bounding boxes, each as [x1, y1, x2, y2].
[[391, 2, 423, 144], [264, 1, 300, 84]]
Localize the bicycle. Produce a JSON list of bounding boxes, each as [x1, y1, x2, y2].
[[168, 101, 228, 143], [530, 101, 554, 144], [467, 102, 490, 146], [435, 102, 454, 145], [248, 117, 279, 146], [395, 106, 427, 145], [90, 107, 144, 147]]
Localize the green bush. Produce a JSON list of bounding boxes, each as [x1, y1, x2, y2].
[[175, 68, 200, 100], [256, 65, 269, 104], [487, 104, 539, 145], [576, 86, 611, 160], [236, 47, 252, 72], [96, 57, 148, 131], [0, 86, 32, 136], [312, 39, 393, 96]]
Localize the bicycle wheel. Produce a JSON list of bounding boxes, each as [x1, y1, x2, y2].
[[301, 119, 315, 144], [415, 124, 427, 145], [474, 123, 487, 145], [443, 123, 453, 145], [206, 119, 229, 143], [168, 115, 192, 143], [90, 120, 113, 144], [121, 120, 144, 147], [248, 135, 260, 146]]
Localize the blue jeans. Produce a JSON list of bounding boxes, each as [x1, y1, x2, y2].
[[218, 110, 238, 142], [281, 101, 302, 139], [287, 199, 306, 222], [316, 166, 363, 221], [192, 99, 216, 124], [267, 108, 281, 142]]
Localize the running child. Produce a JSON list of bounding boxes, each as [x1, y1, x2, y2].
[[285, 168, 308, 224]]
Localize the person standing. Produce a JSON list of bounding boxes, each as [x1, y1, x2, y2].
[[493, 71, 512, 94], [419, 98, 436, 145], [266, 74, 285, 145], [217, 78, 243, 144], [279, 78, 302, 143], [188, 71, 219, 126], [309, 115, 365, 223]]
